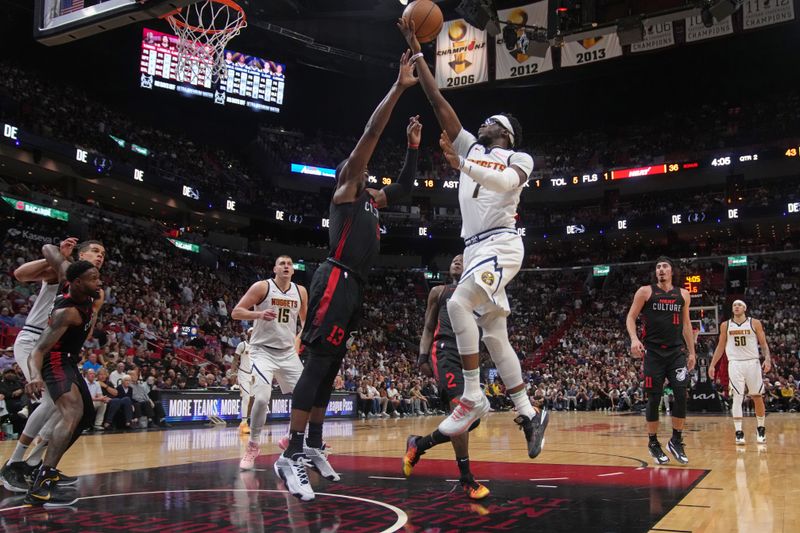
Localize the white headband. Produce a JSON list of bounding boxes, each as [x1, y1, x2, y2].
[[732, 299, 747, 310], [489, 114, 515, 146]]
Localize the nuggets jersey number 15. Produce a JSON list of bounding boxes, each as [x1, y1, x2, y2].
[[249, 280, 301, 352]]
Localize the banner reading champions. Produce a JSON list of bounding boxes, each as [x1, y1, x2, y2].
[[435, 18, 488, 90], [494, 1, 552, 80], [685, 13, 733, 43], [630, 19, 676, 53], [561, 33, 623, 68], [742, 0, 795, 30]]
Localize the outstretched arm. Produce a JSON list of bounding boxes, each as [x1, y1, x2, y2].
[[397, 18, 462, 140], [42, 237, 78, 283], [13, 259, 57, 283], [334, 50, 419, 204]]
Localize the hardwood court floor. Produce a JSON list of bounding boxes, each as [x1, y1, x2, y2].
[[0, 411, 797, 532]]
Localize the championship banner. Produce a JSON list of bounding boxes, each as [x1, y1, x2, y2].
[[435, 19, 488, 89], [494, 1, 552, 80], [561, 33, 623, 68], [743, 0, 795, 30], [685, 13, 733, 43], [630, 19, 676, 53]]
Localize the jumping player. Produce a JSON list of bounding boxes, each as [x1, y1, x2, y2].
[[397, 19, 547, 456], [24, 260, 101, 506], [274, 51, 421, 501], [709, 300, 771, 444], [233, 327, 254, 435], [403, 255, 488, 500], [1, 239, 105, 493], [231, 256, 307, 470], [626, 257, 696, 465]]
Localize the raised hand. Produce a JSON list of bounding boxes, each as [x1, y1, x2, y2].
[[396, 49, 419, 89], [396, 17, 421, 53], [407, 115, 422, 145], [439, 132, 460, 169]]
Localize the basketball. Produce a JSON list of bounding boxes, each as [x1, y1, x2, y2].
[[402, 0, 443, 43]]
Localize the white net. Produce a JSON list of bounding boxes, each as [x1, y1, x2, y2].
[[164, 0, 247, 82]]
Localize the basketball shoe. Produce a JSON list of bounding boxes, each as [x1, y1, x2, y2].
[[402, 435, 424, 477], [648, 440, 670, 465], [304, 445, 340, 481], [275, 453, 315, 501], [240, 441, 259, 470], [515, 407, 549, 459], [438, 396, 490, 437]]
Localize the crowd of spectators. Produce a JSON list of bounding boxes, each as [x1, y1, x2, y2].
[[2, 61, 799, 240]]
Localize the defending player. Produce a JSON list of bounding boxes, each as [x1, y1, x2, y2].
[[403, 255, 488, 500], [231, 256, 307, 470], [1, 239, 105, 493], [709, 299, 771, 444], [274, 51, 421, 502], [626, 257, 696, 465], [398, 19, 547, 456], [24, 261, 101, 506], [233, 327, 254, 435]]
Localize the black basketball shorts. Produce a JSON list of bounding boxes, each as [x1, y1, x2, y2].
[[643, 347, 688, 394], [42, 351, 95, 429], [431, 341, 464, 402], [301, 261, 363, 358]]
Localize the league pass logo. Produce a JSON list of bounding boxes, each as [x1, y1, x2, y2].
[[481, 271, 495, 286]]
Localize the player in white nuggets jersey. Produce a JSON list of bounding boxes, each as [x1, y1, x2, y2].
[[399, 18, 548, 459], [231, 255, 307, 470], [710, 300, 772, 444], [233, 327, 254, 435], [2, 238, 105, 492]]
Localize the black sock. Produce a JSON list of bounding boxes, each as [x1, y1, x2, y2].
[[672, 429, 682, 442], [307, 422, 324, 449], [456, 456, 471, 480], [283, 430, 306, 457], [417, 430, 450, 453], [648, 433, 658, 444]]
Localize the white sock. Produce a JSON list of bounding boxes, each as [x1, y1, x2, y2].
[[462, 369, 481, 400], [510, 390, 536, 419], [734, 419, 743, 432], [9, 442, 29, 463], [26, 441, 48, 466], [756, 416, 765, 427]]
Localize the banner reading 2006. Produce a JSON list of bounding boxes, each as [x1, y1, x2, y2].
[[435, 19, 488, 90], [495, 1, 552, 80]]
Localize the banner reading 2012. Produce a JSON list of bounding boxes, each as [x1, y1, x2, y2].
[[435, 19, 488, 90], [495, 1, 552, 80], [561, 33, 623, 68]]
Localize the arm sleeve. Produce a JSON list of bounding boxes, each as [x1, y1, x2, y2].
[[382, 147, 418, 205], [452, 128, 477, 157], [460, 161, 523, 193]]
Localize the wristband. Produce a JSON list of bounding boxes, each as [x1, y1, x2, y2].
[[408, 143, 419, 149], [417, 353, 429, 367], [410, 52, 424, 63]]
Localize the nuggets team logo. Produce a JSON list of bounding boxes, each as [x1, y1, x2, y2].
[[481, 271, 495, 286], [675, 367, 688, 382]]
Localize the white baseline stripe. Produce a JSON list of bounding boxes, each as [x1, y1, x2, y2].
[[597, 472, 624, 477], [529, 477, 568, 481]]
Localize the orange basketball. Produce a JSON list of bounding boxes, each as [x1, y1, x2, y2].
[[402, 0, 444, 44]]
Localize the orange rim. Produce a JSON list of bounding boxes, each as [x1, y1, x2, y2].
[[161, 0, 246, 35]]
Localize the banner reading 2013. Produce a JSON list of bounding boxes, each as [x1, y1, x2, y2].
[[435, 19, 488, 90], [561, 33, 623, 68], [495, 1, 552, 80]]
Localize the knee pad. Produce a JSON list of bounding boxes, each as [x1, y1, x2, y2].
[[479, 313, 523, 389], [731, 392, 745, 418], [646, 393, 662, 422], [671, 388, 687, 419], [447, 281, 487, 355]]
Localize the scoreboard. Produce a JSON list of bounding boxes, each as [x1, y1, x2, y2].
[[139, 28, 285, 113]]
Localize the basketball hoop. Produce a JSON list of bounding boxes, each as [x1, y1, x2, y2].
[[162, 0, 247, 82]]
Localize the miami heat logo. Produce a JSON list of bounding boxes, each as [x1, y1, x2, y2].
[[481, 271, 495, 286], [675, 367, 687, 382]]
